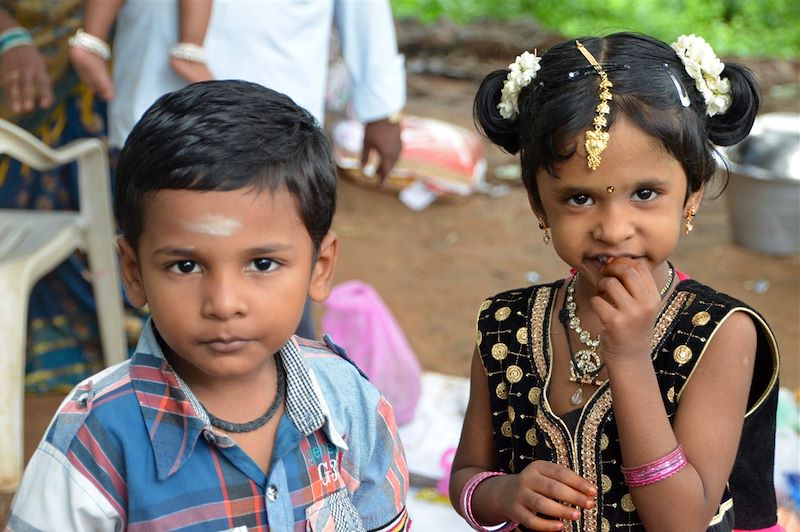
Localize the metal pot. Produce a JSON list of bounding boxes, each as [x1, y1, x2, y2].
[[718, 113, 800, 256]]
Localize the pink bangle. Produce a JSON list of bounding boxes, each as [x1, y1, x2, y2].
[[621, 444, 688, 487], [459, 471, 519, 531]]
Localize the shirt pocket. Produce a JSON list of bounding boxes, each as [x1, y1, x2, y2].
[[305, 488, 366, 532]]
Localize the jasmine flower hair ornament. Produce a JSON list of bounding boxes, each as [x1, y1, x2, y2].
[[671, 34, 732, 116], [497, 51, 541, 120]]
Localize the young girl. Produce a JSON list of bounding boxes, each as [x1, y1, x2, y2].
[[450, 32, 781, 531], [68, 0, 213, 101]]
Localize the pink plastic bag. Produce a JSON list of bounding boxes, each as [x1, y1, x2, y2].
[[321, 280, 422, 425]]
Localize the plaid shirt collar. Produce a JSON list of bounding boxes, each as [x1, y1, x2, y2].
[[128, 319, 348, 480]]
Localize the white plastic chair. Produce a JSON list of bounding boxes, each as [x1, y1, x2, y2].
[[0, 119, 126, 493]]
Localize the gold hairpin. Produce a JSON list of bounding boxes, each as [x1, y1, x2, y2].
[[575, 40, 612, 170]]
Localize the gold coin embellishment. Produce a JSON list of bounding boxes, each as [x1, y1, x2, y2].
[[479, 299, 492, 312], [494, 306, 511, 321], [476, 330, 482, 346], [673, 344, 693, 365], [506, 365, 523, 383], [501, 421, 513, 437], [601, 518, 611, 532], [601, 474, 612, 494], [600, 433, 609, 451], [491, 343, 509, 360], [525, 428, 538, 446], [516, 327, 528, 345], [507, 406, 516, 422], [496, 381, 508, 399], [692, 311, 711, 326], [667, 386, 676, 403], [528, 386, 541, 405], [621, 493, 636, 512]]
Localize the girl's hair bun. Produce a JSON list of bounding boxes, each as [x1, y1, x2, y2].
[[707, 63, 760, 147], [473, 69, 522, 154]]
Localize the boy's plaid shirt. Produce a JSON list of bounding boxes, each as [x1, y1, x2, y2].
[[7, 321, 410, 531]]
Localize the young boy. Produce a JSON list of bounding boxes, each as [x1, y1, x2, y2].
[[7, 80, 410, 531]]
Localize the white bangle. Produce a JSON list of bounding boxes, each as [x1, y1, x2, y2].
[[169, 42, 207, 64], [68, 29, 110, 61]]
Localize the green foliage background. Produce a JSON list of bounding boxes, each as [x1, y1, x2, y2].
[[392, 0, 799, 58]]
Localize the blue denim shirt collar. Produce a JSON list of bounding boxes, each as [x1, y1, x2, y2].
[[129, 319, 347, 480]]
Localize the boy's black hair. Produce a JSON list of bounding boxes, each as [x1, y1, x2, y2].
[[114, 80, 336, 251], [474, 32, 759, 214]]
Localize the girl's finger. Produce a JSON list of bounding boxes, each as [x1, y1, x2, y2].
[[534, 460, 597, 496], [518, 491, 583, 527]]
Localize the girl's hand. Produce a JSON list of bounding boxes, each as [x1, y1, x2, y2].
[[588, 257, 663, 362], [494, 460, 596, 531], [1, 44, 52, 113]]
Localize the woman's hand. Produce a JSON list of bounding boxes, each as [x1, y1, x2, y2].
[[1, 43, 52, 113], [489, 461, 596, 531], [588, 257, 663, 362]]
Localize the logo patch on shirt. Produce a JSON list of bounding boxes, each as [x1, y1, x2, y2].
[[300, 436, 343, 492]]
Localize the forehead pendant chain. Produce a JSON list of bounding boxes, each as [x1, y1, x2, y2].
[[576, 41, 613, 171]]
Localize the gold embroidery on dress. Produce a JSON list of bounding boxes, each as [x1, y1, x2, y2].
[[530, 288, 551, 379], [528, 386, 541, 405], [673, 344, 693, 365], [579, 390, 613, 532], [516, 326, 528, 345], [495, 306, 511, 321], [691, 310, 711, 326], [491, 342, 509, 360]]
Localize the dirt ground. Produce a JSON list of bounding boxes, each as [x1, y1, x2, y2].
[[2, 21, 799, 524]]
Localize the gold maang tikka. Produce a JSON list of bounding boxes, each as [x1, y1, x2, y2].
[[575, 40, 613, 171]]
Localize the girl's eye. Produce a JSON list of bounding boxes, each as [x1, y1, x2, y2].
[[567, 194, 594, 206], [249, 258, 278, 272], [169, 260, 199, 274], [632, 189, 658, 202]]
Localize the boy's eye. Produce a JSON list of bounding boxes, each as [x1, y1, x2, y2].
[[249, 258, 278, 272], [632, 189, 658, 202], [567, 194, 594, 206], [170, 260, 199, 274]]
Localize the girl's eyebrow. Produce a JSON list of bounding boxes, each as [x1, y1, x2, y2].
[[553, 178, 670, 196]]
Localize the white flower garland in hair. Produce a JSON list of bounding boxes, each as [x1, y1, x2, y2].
[[671, 34, 732, 116], [497, 51, 541, 120]]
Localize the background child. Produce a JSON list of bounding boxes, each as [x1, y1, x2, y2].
[[7, 80, 410, 531], [450, 32, 780, 531], [68, 0, 213, 101]]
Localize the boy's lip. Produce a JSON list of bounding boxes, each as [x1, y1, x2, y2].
[[201, 337, 250, 353]]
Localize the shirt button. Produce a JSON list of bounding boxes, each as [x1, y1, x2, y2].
[[266, 485, 278, 501]]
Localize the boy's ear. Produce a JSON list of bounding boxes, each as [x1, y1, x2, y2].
[[308, 231, 338, 303], [117, 236, 147, 308]]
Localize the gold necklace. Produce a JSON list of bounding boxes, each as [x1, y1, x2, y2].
[[564, 266, 675, 405]]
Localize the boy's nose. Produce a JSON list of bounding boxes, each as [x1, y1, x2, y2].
[[201, 272, 247, 320]]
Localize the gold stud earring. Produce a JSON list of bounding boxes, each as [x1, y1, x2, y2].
[[538, 218, 551, 245], [607, 185, 614, 193], [684, 207, 696, 234]]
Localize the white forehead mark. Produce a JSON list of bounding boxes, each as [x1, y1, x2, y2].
[[183, 214, 242, 236]]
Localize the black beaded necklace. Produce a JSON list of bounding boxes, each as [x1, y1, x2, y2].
[[202, 355, 286, 433]]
